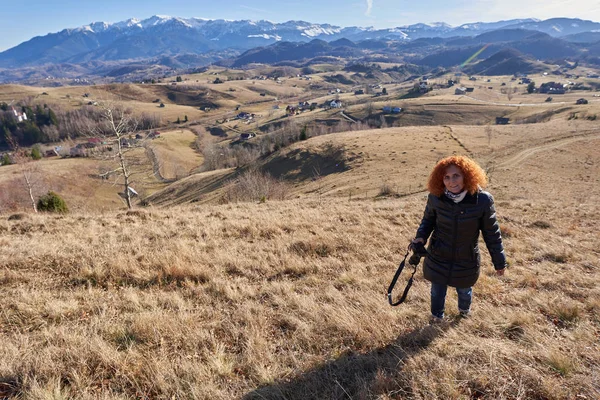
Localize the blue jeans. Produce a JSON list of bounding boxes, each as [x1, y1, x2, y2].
[[431, 283, 472, 318]]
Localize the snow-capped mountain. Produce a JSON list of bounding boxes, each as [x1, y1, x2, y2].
[[0, 16, 599, 68]]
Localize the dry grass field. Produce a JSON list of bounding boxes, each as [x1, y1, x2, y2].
[[1, 68, 600, 399], [1, 118, 600, 399]]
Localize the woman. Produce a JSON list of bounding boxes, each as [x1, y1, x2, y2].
[[412, 155, 506, 322]]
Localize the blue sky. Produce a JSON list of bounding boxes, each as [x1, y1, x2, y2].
[[1, 0, 599, 52]]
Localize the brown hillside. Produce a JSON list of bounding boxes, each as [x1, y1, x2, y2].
[[0, 131, 599, 398]]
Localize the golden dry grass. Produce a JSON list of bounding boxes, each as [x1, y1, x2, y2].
[[150, 129, 204, 180], [1, 128, 599, 398]]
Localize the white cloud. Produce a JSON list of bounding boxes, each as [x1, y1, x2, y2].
[[366, 0, 373, 16]]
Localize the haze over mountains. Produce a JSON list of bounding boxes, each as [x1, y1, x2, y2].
[[1, 16, 600, 84]]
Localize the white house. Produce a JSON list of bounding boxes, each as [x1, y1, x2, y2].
[[330, 100, 343, 108]]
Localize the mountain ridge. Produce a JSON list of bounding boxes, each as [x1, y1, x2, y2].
[[1, 16, 599, 84], [4, 16, 598, 69]]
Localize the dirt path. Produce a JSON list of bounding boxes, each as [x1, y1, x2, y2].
[[463, 95, 600, 107], [144, 143, 175, 183], [443, 126, 473, 155], [494, 131, 600, 170]]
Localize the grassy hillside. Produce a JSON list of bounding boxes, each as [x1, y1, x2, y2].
[[1, 119, 599, 398]]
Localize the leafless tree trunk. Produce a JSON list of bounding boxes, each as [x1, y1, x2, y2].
[[5, 136, 43, 213], [23, 167, 38, 212], [95, 103, 143, 209]]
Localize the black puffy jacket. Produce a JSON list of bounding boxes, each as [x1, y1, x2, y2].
[[415, 190, 506, 288]]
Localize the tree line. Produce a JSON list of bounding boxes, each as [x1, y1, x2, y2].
[[1, 102, 161, 150]]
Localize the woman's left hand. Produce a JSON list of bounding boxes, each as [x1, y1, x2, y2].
[[496, 268, 506, 276]]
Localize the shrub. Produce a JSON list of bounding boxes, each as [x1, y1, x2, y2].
[[1, 154, 11, 165], [530, 220, 552, 229], [37, 191, 68, 213], [31, 145, 42, 160], [378, 182, 396, 197], [299, 125, 308, 141], [223, 170, 289, 203]]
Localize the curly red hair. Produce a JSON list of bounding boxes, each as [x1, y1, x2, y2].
[[427, 155, 487, 196]]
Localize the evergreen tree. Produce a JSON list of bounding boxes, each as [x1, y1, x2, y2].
[[37, 191, 68, 213], [299, 125, 308, 141], [48, 109, 58, 126], [21, 122, 44, 145], [1, 153, 11, 165], [31, 145, 42, 160]]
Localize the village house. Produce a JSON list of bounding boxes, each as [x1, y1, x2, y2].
[[329, 99, 343, 109], [382, 106, 402, 114], [11, 107, 27, 122], [70, 144, 87, 157], [239, 133, 256, 140], [298, 101, 311, 110], [539, 82, 566, 94], [45, 149, 59, 157], [455, 87, 467, 95]]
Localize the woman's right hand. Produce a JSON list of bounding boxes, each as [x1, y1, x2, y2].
[[409, 238, 425, 250]]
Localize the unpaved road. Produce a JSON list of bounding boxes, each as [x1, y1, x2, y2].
[[494, 131, 600, 169]]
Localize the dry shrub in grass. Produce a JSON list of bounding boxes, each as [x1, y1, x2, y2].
[[500, 223, 516, 238], [288, 240, 334, 258], [0, 269, 25, 285], [530, 220, 553, 229], [538, 250, 573, 264], [223, 169, 290, 203], [0, 378, 21, 399], [541, 298, 581, 328], [544, 350, 578, 377], [378, 182, 396, 197], [585, 297, 600, 324], [503, 312, 534, 341], [124, 209, 151, 220], [7, 213, 28, 221]]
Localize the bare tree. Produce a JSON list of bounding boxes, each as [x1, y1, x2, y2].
[[4, 136, 46, 213], [94, 103, 151, 209]]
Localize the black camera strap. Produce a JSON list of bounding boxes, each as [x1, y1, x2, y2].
[[387, 246, 419, 306]]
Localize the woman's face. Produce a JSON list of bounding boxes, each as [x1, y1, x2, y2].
[[443, 164, 465, 194]]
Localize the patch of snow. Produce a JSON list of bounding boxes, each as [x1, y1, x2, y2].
[[140, 15, 173, 29], [248, 34, 282, 40], [551, 25, 562, 32], [297, 25, 341, 37], [388, 28, 408, 38], [111, 18, 142, 30], [428, 22, 452, 28], [172, 17, 193, 28], [571, 23, 579, 27]]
